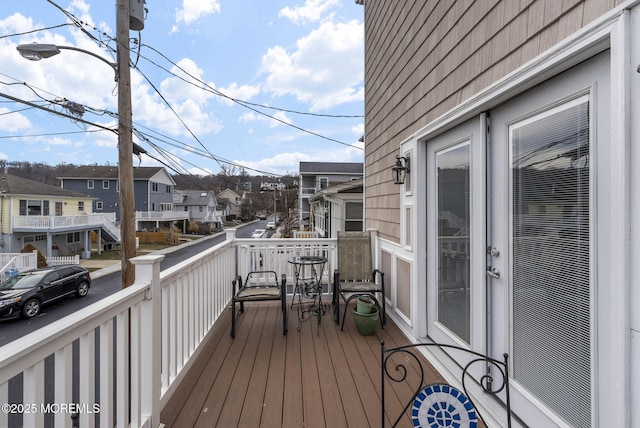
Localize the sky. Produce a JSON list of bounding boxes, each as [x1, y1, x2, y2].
[[0, 0, 365, 178]]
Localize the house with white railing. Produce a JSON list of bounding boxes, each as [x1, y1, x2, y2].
[[298, 162, 363, 230], [0, 174, 119, 258], [58, 166, 189, 232], [172, 190, 224, 232]]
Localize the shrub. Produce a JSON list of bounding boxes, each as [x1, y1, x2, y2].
[[21, 243, 48, 268]]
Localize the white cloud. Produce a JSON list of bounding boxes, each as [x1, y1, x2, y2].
[[238, 110, 292, 128], [175, 0, 221, 26], [132, 61, 223, 137], [260, 19, 364, 111], [0, 13, 35, 34], [217, 82, 261, 106], [279, 0, 341, 25], [0, 108, 31, 132], [240, 142, 364, 176]]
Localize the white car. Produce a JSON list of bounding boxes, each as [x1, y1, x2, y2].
[[266, 221, 275, 230], [251, 229, 266, 238]]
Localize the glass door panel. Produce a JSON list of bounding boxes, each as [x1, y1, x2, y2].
[[436, 142, 471, 343], [426, 117, 484, 348], [509, 97, 591, 427]]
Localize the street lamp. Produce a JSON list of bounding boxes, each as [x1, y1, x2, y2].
[[16, 44, 118, 81], [16, 38, 137, 288]]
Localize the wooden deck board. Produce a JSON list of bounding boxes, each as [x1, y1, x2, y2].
[[160, 300, 442, 428]]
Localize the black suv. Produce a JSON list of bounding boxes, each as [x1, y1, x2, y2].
[[0, 265, 91, 320]]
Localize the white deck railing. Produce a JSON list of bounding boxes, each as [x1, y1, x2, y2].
[[235, 236, 336, 289], [12, 213, 117, 232], [0, 230, 336, 428]]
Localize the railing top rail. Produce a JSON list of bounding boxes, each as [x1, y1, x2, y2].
[[160, 238, 234, 284]]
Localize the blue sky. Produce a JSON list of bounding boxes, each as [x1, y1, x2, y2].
[[0, 0, 365, 177]]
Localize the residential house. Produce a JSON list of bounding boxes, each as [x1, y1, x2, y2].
[[173, 190, 224, 232], [260, 181, 287, 191], [0, 173, 117, 258], [58, 166, 188, 231], [298, 162, 363, 229], [359, 0, 639, 427], [217, 188, 243, 218], [308, 178, 363, 238]]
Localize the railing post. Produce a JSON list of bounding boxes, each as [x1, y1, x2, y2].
[[131, 254, 165, 427], [225, 227, 237, 241]]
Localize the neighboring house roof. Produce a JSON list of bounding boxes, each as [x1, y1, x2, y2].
[[309, 178, 364, 202], [57, 166, 176, 184], [0, 174, 89, 199], [299, 162, 363, 175], [217, 189, 242, 201], [175, 190, 215, 206]]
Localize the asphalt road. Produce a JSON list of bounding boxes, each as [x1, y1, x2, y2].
[[0, 220, 270, 348]]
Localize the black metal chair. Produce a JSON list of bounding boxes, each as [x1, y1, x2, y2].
[[230, 270, 287, 338], [381, 341, 512, 427], [333, 231, 386, 330]]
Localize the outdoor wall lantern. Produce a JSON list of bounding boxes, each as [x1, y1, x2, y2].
[[392, 156, 410, 185]]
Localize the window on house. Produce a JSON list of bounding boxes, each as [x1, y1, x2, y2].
[[166, 185, 171, 193], [66, 232, 80, 244], [96, 201, 103, 210], [102, 180, 109, 189], [87, 180, 94, 189], [19, 200, 49, 216], [152, 183, 159, 192], [160, 203, 172, 211], [78, 201, 85, 212], [344, 201, 363, 231], [319, 177, 329, 189]]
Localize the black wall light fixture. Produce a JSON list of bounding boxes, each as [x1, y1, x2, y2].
[[392, 156, 410, 185]]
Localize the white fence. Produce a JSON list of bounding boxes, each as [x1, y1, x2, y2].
[[46, 255, 80, 266], [0, 231, 337, 428]]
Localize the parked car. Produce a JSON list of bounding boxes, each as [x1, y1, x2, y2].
[[0, 265, 91, 320], [251, 228, 266, 238], [266, 221, 276, 230]]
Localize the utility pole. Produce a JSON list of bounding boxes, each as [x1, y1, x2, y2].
[[116, 0, 136, 287]]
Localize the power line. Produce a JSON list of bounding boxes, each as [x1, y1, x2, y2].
[[0, 91, 116, 134], [0, 23, 73, 39], [68, 20, 364, 147]]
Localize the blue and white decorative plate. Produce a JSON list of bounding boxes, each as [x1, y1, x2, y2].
[[411, 383, 478, 428]]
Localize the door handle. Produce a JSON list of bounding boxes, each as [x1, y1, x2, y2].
[[486, 267, 500, 279]]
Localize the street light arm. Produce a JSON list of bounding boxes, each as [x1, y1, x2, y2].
[[16, 43, 118, 82], [57, 46, 118, 81]]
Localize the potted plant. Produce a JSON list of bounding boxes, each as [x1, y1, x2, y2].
[[352, 302, 379, 336]]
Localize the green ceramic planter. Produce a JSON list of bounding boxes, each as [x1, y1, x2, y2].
[[352, 306, 379, 336], [356, 297, 374, 314]]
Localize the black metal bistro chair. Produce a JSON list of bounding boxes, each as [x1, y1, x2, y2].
[[381, 341, 512, 427], [230, 270, 287, 338], [333, 230, 386, 330]]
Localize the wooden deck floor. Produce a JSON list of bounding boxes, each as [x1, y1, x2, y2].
[[160, 300, 444, 428]]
